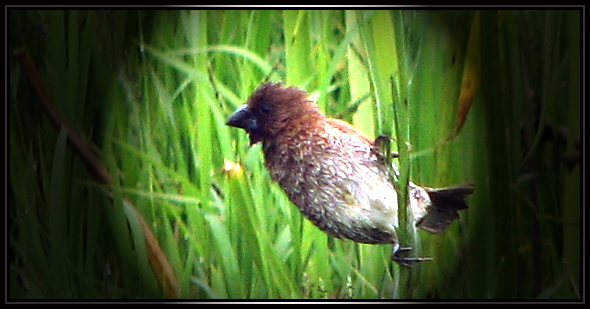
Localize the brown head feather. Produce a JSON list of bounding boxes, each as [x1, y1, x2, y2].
[[246, 82, 323, 142]]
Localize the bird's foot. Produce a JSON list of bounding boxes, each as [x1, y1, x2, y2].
[[391, 244, 433, 268], [373, 135, 399, 158]]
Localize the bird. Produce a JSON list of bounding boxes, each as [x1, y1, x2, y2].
[[226, 82, 474, 267]]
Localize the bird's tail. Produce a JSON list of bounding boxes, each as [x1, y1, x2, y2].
[[416, 183, 474, 234]]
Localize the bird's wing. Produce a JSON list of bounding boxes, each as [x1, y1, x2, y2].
[[326, 118, 399, 160], [325, 118, 374, 145]]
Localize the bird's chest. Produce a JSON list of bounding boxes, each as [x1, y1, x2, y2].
[[263, 130, 336, 196], [262, 129, 398, 243]]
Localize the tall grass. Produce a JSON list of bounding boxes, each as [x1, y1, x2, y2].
[[9, 9, 580, 299]]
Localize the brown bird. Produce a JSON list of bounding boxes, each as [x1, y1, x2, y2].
[[227, 82, 474, 267]]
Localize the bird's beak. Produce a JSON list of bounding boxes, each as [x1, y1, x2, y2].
[[227, 104, 258, 132], [227, 104, 264, 145]]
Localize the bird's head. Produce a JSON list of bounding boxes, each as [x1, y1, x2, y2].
[[226, 82, 322, 145]]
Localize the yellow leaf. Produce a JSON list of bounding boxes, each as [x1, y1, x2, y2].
[[456, 11, 481, 136]]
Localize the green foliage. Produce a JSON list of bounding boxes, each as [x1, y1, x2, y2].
[[9, 9, 580, 300]]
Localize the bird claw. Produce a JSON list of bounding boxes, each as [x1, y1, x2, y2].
[[391, 245, 433, 268], [373, 135, 399, 158]]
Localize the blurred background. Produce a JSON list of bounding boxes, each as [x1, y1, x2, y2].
[[8, 9, 581, 299]]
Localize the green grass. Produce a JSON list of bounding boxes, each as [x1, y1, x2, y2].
[[9, 9, 580, 299]]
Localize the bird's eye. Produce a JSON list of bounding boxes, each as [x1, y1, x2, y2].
[[260, 104, 272, 115]]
